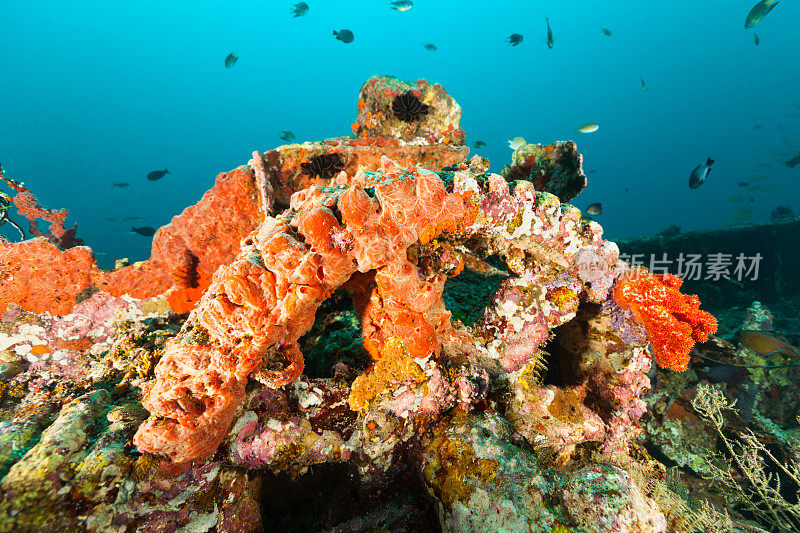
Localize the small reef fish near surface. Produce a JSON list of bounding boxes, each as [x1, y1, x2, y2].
[[333, 29, 354, 43], [146, 169, 169, 181], [507, 33, 523, 46], [545, 17, 554, 49], [224, 52, 238, 68], [130, 226, 156, 237], [508, 137, 526, 151], [473, 141, 486, 148], [689, 158, 714, 189], [111, 182, 129, 188], [577, 123, 599, 134], [745, 0, 780, 29], [389, 0, 413, 11], [290, 2, 309, 17], [601, 28, 613, 37], [279, 131, 296, 142], [423, 43, 437, 51], [586, 202, 602, 215]]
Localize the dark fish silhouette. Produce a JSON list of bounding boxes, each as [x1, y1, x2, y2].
[[333, 29, 354, 43], [124, 216, 146, 221], [689, 158, 714, 189], [131, 226, 156, 237], [146, 169, 169, 181], [696, 364, 746, 385], [545, 17, 554, 49], [507, 33, 523, 46], [754, 33, 760, 45], [786, 154, 800, 168], [224, 52, 238, 68], [473, 141, 486, 148], [423, 43, 438, 51], [291, 2, 309, 17], [112, 182, 130, 188], [279, 131, 296, 142], [601, 28, 613, 37]]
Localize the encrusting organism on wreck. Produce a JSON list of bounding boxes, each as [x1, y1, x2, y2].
[[0, 75, 726, 532]]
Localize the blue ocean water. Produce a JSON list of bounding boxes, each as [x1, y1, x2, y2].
[[1, 1, 798, 268]]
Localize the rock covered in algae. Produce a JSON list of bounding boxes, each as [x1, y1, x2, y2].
[[420, 411, 668, 532]]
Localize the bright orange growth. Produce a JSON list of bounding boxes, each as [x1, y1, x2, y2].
[[134, 156, 476, 465], [0, 167, 264, 316], [612, 269, 717, 371]]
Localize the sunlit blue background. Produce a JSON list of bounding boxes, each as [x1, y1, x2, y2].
[[2, 0, 798, 268]]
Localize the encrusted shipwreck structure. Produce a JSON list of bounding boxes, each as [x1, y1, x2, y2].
[[0, 75, 716, 532]]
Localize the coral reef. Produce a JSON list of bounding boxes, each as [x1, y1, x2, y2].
[[0, 75, 721, 531], [505, 141, 587, 202]]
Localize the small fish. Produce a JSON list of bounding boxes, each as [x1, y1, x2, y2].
[[224, 52, 238, 68], [577, 123, 599, 134], [786, 154, 800, 168], [131, 226, 156, 237], [588, 169, 597, 174], [755, 124, 762, 129], [473, 141, 486, 148], [279, 130, 296, 142], [545, 17, 554, 49], [601, 28, 613, 37], [738, 330, 800, 357], [696, 364, 746, 385], [333, 29, 354, 43], [290, 2, 309, 17], [689, 158, 714, 189], [738, 181, 749, 187], [586, 203, 602, 215], [146, 168, 169, 181], [754, 33, 760, 45], [423, 43, 438, 51], [389, 0, 413, 11], [112, 182, 130, 188], [507, 33, 523, 46], [745, 0, 780, 29], [508, 137, 526, 151], [640, 77, 647, 91]]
